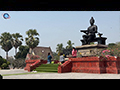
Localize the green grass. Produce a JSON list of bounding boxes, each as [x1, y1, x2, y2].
[[2, 64, 59, 76], [33, 64, 59, 73], [2, 72, 36, 76], [2, 72, 50, 76]]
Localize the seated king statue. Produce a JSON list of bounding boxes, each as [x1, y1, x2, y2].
[[81, 17, 98, 45]]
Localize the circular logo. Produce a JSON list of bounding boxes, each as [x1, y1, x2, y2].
[[3, 13, 10, 19]]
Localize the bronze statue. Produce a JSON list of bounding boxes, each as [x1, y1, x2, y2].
[[80, 17, 98, 45]]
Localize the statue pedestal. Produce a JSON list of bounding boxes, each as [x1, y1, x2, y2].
[[76, 44, 108, 56], [58, 56, 120, 74]]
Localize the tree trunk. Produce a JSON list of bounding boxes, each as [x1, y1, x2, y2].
[[29, 48, 33, 54], [15, 48, 17, 55], [6, 51, 8, 60]]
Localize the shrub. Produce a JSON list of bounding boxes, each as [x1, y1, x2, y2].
[[12, 58, 26, 69], [0, 56, 10, 69], [1, 63, 7, 69], [7, 61, 10, 65], [0, 58, 4, 66]]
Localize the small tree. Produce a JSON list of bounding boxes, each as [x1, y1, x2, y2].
[[14, 45, 29, 59], [56, 43, 64, 56]]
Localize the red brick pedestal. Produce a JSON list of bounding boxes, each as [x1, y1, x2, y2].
[[58, 56, 120, 74], [71, 57, 106, 73]]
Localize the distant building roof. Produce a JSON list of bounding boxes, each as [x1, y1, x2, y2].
[[32, 46, 53, 60]]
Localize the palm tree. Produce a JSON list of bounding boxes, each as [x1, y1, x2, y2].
[[0, 32, 13, 60], [12, 33, 23, 55], [66, 40, 74, 49], [25, 29, 39, 54], [56, 43, 64, 56]]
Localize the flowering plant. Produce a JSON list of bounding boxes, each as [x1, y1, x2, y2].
[[98, 46, 120, 60], [102, 49, 111, 58]]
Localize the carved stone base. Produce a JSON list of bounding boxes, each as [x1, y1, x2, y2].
[[76, 44, 108, 56]]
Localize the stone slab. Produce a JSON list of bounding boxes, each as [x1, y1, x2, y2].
[[76, 44, 108, 49], [76, 44, 108, 56]]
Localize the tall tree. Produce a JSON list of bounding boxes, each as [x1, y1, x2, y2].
[[66, 40, 74, 49], [56, 43, 64, 56], [25, 29, 39, 54], [12, 33, 23, 55], [0, 32, 13, 60]]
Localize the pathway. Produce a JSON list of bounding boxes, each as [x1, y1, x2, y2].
[[1, 69, 120, 79], [0, 69, 28, 75]]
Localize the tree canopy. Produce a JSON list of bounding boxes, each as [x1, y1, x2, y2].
[[14, 45, 29, 59], [12, 33, 23, 54], [66, 40, 74, 49], [25, 29, 39, 53], [0, 32, 13, 59], [56, 43, 64, 56]]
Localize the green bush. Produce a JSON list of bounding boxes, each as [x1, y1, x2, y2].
[[0, 56, 10, 69], [7, 61, 10, 65], [1, 63, 7, 69], [0, 58, 4, 66], [12, 58, 26, 69]]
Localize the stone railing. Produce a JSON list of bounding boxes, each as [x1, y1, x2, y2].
[[58, 59, 72, 73]]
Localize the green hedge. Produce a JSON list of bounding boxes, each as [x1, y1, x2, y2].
[[0, 56, 10, 69]]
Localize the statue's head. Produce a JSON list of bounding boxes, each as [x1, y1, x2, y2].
[[90, 17, 95, 25]]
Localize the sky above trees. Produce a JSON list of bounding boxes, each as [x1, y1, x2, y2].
[[0, 11, 120, 58]]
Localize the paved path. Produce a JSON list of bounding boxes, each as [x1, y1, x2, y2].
[[0, 69, 28, 75], [1, 69, 120, 79]]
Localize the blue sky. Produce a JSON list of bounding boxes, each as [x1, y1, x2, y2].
[[0, 11, 120, 58]]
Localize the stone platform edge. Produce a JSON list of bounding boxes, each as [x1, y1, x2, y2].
[[76, 44, 108, 49]]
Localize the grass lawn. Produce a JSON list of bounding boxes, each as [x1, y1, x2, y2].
[[33, 64, 59, 73], [2, 64, 59, 76]]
